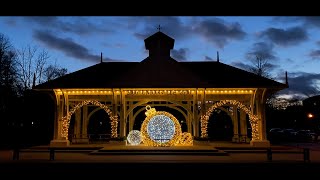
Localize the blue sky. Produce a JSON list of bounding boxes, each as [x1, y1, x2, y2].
[[1, 16, 320, 99]]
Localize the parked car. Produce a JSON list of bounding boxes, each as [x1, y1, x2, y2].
[[268, 128, 284, 143], [296, 130, 318, 142]]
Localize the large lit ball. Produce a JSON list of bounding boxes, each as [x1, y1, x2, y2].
[[147, 115, 175, 143], [141, 111, 182, 146], [127, 130, 142, 145]]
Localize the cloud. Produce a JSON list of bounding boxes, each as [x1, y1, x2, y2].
[[276, 71, 320, 98], [130, 16, 192, 40], [272, 16, 320, 28], [171, 48, 189, 61], [246, 42, 277, 60], [131, 17, 246, 49], [309, 49, 320, 59], [232, 61, 279, 72], [205, 56, 213, 61], [33, 30, 117, 62], [260, 26, 308, 46], [272, 17, 302, 24], [102, 42, 126, 48], [286, 58, 295, 63], [231, 61, 252, 70], [3, 17, 17, 26], [317, 41, 320, 46], [230, 42, 278, 77], [24, 16, 113, 36], [192, 18, 246, 48]]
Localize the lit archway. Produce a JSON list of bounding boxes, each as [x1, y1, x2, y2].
[[61, 100, 118, 140], [201, 100, 260, 140]]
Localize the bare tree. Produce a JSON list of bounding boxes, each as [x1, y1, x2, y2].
[[0, 33, 19, 125], [44, 63, 67, 81], [16, 45, 49, 90], [0, 34, 17, 88], [246, 53, 276, 78], [244, 42, 277, 78]]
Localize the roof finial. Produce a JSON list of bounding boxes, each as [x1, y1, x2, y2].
[[100, 52, 103, 63], [157, 25, 161, 32], [217, 51, 220, 62]]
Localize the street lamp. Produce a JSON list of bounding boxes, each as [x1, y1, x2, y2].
[[308, 113, 314, 119]]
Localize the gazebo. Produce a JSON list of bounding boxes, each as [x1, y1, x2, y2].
[[33, 31, 287, 147]]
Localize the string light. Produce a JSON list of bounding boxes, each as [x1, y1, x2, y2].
[[147, 115, 176, 143], [200, 100, 260, 140], [141, 106, 182, 147], [127, 130, 142, 145], [61, 100, 118, 140], [175, 132, 193, 146]]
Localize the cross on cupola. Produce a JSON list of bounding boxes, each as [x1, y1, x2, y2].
[[157, 25, 161, 32]]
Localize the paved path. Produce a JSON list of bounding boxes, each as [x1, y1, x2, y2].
[[1, 142, 320, 178]]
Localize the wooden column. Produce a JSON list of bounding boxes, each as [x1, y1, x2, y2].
[[239, 109, 249, 142], [50, 90, 70, 146], [74, 107, 81, 139], [82, 106, 88, 138], [192, 90, 199, 137], [120, 90, 126, 137], [232, 106, 239, 142], [129, 101, 134, 132]]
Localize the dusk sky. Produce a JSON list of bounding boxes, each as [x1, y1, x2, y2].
[[1, 16, 320, 100]]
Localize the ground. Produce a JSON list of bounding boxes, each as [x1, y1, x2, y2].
[[1, 142, 320, 177]]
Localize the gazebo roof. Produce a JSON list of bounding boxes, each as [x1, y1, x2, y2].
[[34, 31, 287, 90]]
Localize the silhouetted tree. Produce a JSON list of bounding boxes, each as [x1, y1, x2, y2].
[[16, 45, 49, 91], [0, 33, 21, 147], [44, 63, 67, 81], [0, 33, 19, 115], [246, 53, 275, 78]]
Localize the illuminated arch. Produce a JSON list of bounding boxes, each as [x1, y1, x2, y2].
[[61, 100, 118, 140], [200, 100, 260, 140]]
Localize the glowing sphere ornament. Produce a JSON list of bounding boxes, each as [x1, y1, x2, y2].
[[127, 130, 142, 145], [141, 105, 182, 146], [147, 115, 175, 143]]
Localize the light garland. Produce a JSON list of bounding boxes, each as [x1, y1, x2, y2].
[[125, 89, 253, 95], [200, 100, 260, 140], [60, 100, 118, 140], [127, 130, 142, 145], [175, 132, 193, 146], [147, 115, 176, 143], [141, 106, 182, 147]]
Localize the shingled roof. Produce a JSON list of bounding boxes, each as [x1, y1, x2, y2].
[[34, 31, 287, 90]]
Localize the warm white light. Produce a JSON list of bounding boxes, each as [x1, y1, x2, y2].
[[127, 130, 142, 145], [308, 113, 314, 118], [61, 100, 118, 140], [201, 100, 260, 140], [141, 106, 182, 146]]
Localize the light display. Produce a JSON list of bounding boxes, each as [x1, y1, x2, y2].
[[175, 132, 193, 146], [127, 130, 142, 145], [147, 115, 175, 143], [61, 100, 118, 139], [63, 89, 253, 95], [141, 105, 182, 146], [200, 100, 260, 140]]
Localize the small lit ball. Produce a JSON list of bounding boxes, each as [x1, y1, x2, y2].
[[127, 130, 142, 145]]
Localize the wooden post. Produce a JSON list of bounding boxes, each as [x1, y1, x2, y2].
[[267, 148, 272, 161]]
